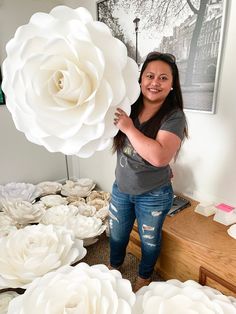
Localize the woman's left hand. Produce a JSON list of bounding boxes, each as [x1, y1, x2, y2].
[[113, 108, 134, 133]]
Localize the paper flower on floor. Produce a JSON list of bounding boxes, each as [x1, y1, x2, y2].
[[0, 183, 41, 208], [40, 194, 68, 208], [0, 224, 86, 288], [2, 200, 46, 226], [66, 213, 106, 240], [133, 279, 236, 314], [0, 213, 17, 237], [40, 204, 79, 225], [36, 181, 62, 196], [7, 263, 135, 314], [2, 6, 140, 157], [61, 178, 96, 197], [0, 291, 19, 314]]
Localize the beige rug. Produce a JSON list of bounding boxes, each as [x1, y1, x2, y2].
[[82, 233, 163, 287]]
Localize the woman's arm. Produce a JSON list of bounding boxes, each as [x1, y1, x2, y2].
[[114, 108, 181, 167]]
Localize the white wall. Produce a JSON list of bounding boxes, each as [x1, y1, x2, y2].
[[0, 0, 70, 184], [72, 0, 236, 206]]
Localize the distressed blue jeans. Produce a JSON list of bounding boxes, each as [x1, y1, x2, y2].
[[109, 182, 173, 279]]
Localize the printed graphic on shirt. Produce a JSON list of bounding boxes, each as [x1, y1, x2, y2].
[[119, 141, 141, 168]]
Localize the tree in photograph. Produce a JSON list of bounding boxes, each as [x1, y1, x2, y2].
[[113, 0, 210, 85]]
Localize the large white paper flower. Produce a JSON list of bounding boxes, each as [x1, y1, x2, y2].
[[0, 212, 15, 227], [66, 213, 106, 240], [37, 181, 62, 196], [0, 224, 86, 289], [40, 204, 79, 225], [40, 194, 68, 208], [0, 183, 41, 208], [133, 279, 236, 314], [0, 291, 19, 314], [2, 6, 140, 157], [0, 213, 17, 237], [2, 200, 46, 225], [7, 263, 135, 314], [61, 178, 96, 197]]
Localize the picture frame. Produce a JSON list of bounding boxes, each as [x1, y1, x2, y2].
[[97, 0, 228, 113], [0, 67, 5, 105]]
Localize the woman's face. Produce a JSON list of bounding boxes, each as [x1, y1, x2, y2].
[[141, 60, 173, 105]]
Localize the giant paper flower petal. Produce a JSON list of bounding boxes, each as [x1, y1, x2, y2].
[[7, 263, 135, 314], [2, 6, 140, 157], [133, 279, 236, 314], [0, 291, 19, 314], [0, 224, 86, 288]]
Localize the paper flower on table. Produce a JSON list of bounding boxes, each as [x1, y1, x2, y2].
[[0, 224, 86, 289], [61, 178, 96, 198], [0, 291, 19, 314], [133, 279, 236, 314], [40, 204, 79, 225], [0, 183, 41, 208], [7, 263, 135, 314], [2, 6, 140, 158], [2, 200, 46, 226]]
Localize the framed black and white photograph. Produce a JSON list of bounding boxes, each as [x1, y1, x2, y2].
[[0, 67, 5, 105], [97, 0, 228, 113]]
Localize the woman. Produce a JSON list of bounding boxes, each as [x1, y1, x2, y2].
[[109, 52, 188, 291]]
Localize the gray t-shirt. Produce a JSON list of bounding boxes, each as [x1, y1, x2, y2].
[[115, 110, 186, 195]]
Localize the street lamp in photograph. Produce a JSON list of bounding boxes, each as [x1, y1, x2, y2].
[[133, 17, 140, 64]]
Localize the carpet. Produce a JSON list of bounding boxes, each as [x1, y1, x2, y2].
[[81, 233, 163, 287]]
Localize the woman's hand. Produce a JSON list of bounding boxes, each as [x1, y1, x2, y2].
[[114, 108, 134, 134]]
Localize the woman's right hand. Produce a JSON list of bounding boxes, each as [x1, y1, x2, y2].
[[113, 108, 134, 134]]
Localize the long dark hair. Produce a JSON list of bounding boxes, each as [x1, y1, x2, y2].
[[113, 52, 188, 152]]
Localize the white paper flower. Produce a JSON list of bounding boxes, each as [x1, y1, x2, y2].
[[40, 194, 68, 207], [0, 224, 86, 288], [40, 204, 79, 225], [66, 213, 106, 240], [87, 198, 109, 210], [0, 212, 17, 237], [0, 291, 19, 314], [66, 195, 86, 203], [95, 206, 109, 221], [0, 225, 18, 238], [86, 190, 111, 202], [133, 279, 236, 314], [2, 200, 46, 225], [37, 181, 62, 196], [75, 202, 97, 217], [0, 212, 16, 227], [61, 178, 96, 197], [0, 183, 41, 208], [7, 263, 135, 314], [2, 6, 140, 157]]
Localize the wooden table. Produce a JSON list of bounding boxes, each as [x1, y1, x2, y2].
[[127, 198, 236, 297]]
